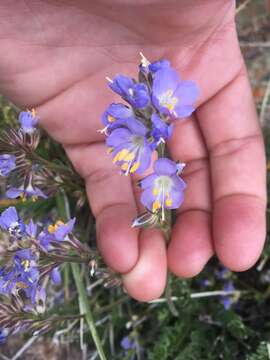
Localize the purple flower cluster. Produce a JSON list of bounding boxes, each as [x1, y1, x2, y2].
[[0, 109, 49, 202], [0, 206, 76, 310], [101, 55, 199, 225]]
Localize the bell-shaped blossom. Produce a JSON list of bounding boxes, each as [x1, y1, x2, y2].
[[39, 218, 76, 250], [6, 183, 47, 202], [140, 56, 171, 76], [149, 59, 171, 74], [108, 75, 150, 109], [140, 158, 186, 220], [25, 219, 38, 238], [0, 154, 16, 177], [18, 109, 38, 134], [0, 207, 25, 237], [100, 103, 134, 134], [50, 267, 62, 285], [152, 68, 199, 118], [150, 113, 174, 147], [0, 249, 39, 299], [106, 118, 152, 175]]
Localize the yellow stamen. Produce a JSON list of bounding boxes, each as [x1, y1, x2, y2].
[[21, 260, 30, 271], [31, 108, 37, 117], [118, 149, 129, 161], [124, 152, 135, 161], [16, 281, 28, 289], [56, 220, 64, 226], [121, 163, 129, 171], [160, 90, 178, 111], [20, 193, 27, 202], [107, 147, 114, 154], [152, 200, 161, 212], [107, 115, 115, 123], [32, 196, 38, 202], [48, 225, 56, 233], [48, 220, 65, 234], [165, 198, 172, 207], [130, 162, 140, 173], [113, 149, 129, 163], [152, 188, 159, 196], [166, 98, 178, 111]]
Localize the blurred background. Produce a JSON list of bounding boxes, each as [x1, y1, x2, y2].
[[0, 0, 270, 359]]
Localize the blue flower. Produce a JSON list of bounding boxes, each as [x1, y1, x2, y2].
[[25, 219, 38, 238], [149, 59, 171, 74], [38, 219, 75, 286], [0, 154, 16, 177], [106, 118, 152, 175], [0, 207, 25, 237], [215, 266, 231, 280], [121, 336, 136, 350], [13, 249, 39, 284], [221, 281, 235, 310], [101, 103, 134, 134], [39, 218, 76, 250], [0, 249, 39, 299], [33, 286, 46, 313], [18, 109, 38, 133], [0, 329, 8, 344], [47, 218, 76, 242], [6, 183, 47, 202], [51, 267, 62, 285], [22, 286, 47, 313], [139, 53, 171, 75], [152, 68, 199, 118], [140, 158, 186, 220], [150, 113, 174, 147], [108, 75, 150, 109]]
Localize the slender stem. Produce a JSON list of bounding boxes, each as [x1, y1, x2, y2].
[[156, 142, 178, 315], [56, 192, 107, 360], [72, 263, 107, 360], [165, 274, 179, 316]]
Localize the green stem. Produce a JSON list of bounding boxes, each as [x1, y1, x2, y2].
[[157, 143, 178, 315], [71, 263, 107, 360], [56, 192, 106, 360]]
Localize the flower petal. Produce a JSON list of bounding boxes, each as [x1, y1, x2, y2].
[[125, 117, 148, 136], [6, 187, 23, 199], [173, 104, 196, 118], [154, 158, 177, 176], [51, 267, 62, 285], [167, 187, 184, 209], [109, 75, 134, 96], [173, 80, 199, 105], [140, 174, 158, 189], [106, 128, 131, 148], [171, 174, 187, 191], [136, 142, 152, 174], [152, 68, 180, 98], [149, 59, 171, 74], [0, 207, 18, 230], [141, 188, 155, 211]]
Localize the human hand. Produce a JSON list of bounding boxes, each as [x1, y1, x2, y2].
[[0, 0, 266, 301]]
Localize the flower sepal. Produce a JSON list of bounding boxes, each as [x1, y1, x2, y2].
[[132, 209, 171, 230]]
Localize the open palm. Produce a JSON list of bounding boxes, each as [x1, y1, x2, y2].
[[0, 0, 266, 301]]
